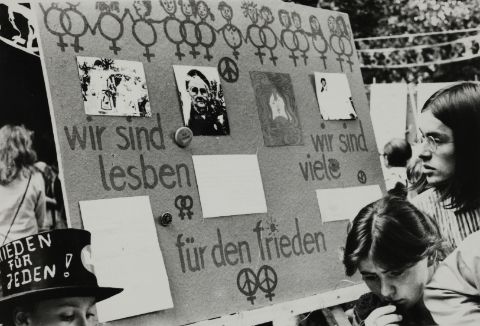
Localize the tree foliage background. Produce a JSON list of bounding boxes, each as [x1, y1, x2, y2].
[[289, 0, 480, 84]]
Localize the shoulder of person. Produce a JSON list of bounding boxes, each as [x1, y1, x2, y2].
[[430, 231, 480, 292], [455, 231, 480, 261], [425, 231, 480, 325], [30, 169, 46, 187], [410, 187, 437, 207]]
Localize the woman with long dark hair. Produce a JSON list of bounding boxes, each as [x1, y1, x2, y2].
[[0, 125, 46, 244], [411, 82, 480, 248]]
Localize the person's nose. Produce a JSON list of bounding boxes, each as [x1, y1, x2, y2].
[[418, 143, 432, 161], [380, 279, 396, 299], [75, 317, 93, 326]]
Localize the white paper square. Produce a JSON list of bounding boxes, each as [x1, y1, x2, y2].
[[316, 185, 383, 222], [192, 155, 268, 218], [79, 196, 173, 322]]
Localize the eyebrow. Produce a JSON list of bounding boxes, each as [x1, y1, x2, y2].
[[425, 132, 447, 138], [418, 129, 449, 138], [360, 267, 402, 275], [56, 303, 80, 308], [56, 300, 95, 308], [359, 271, 376, 275]]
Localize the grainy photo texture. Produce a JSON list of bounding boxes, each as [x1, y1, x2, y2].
[[173, 65, 230, 136], [250, 71, 303, 146], [77, 56, 151, 117], [314, 72, 357, 120]]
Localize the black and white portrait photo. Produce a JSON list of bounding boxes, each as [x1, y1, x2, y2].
[[77, 56, 151, 117], [314, 72, 357, 120], [173, 65, 230, 136], [250, 71, 303, 146], [320, 77, 327, 92]]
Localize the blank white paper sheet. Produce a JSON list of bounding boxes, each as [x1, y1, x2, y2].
[[316, 185, 383, 222], [192, 154, 268, 218], [79, 196, 173, 322], [370, 83, 408, 151]]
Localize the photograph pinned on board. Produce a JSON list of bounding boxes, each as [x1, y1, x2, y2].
[[0, 3, 39, 56], [314, 72, 357, 120], [76, 56, 151, 117], [173, 65, 230, 136], [250, 71, 303, 146]]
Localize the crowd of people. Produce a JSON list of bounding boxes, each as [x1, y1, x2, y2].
[[0, 126, 109, 326], [345, 81, 480, 325], [2, 80, 480, 324]]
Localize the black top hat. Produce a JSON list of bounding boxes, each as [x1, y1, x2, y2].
[[0, 229, 122, 319]]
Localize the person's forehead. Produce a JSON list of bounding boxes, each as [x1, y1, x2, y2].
[[419, 110, 452, 135], [38, 296, 96, 309], [269, 93, 281, 101], [358, 255, 396, 274], [189, 76, 207, 87], [358, 256, 379, 273]]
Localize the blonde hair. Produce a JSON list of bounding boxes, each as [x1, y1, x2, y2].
[[0, 125, 37, 185]]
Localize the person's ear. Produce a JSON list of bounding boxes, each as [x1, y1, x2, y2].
[[427, 251, 438, 267], [383, 155, 390, 167], [13, 308, 31, 326]]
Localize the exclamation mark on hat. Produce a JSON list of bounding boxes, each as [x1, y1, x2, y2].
[[64, 253, 73, 278]]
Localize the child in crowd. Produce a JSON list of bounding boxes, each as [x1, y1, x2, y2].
[[0, 229, 122, 326]]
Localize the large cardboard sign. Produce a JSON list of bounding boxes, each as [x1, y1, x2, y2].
[[34, 0, 384, 324]]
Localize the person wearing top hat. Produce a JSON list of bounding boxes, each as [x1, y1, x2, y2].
[[0, 228, 122, 326]]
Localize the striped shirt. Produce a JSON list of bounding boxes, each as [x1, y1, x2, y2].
[[410, 188, 480, 248]]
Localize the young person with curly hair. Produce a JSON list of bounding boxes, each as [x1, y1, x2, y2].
[[0, 125, 46, 244]]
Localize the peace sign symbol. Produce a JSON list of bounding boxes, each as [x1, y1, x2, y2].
[[257, 265, 278, 301], [237, 268, 259, 304], [218, 57, 239, 83], [357, 170, 367, 184]]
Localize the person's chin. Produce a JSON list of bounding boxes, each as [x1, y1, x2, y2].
[[425, 174, 447, 187], [393, 299, 412, 312], [195, 105, 207, 113]]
